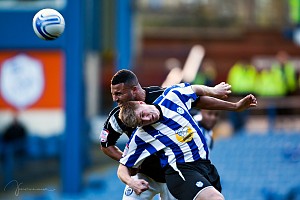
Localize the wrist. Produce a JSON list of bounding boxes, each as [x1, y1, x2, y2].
[[204, 86, 215, 97], [234, 103, 238, 111], [127, 178, 135, 188], [234, 102, 242, 112]]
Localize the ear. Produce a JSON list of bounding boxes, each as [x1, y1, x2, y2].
[[132, 86, 138, 92], [131, 86, 139, 97]]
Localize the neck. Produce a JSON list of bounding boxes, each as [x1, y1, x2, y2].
[[153, 104, 163, 121], [136, 86, 146, 101]]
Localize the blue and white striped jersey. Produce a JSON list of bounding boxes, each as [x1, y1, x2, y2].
[[120, 83, 210, 177]]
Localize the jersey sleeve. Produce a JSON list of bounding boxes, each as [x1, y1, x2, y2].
[[100, 116, 123, 148], [164, 83, 198, 110], [100, 107, 135, 148]]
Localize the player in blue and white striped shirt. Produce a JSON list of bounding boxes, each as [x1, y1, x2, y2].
[[118, 83, 257, 200]]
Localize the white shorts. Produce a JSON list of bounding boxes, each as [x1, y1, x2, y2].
[[122, 173, 177, 200]]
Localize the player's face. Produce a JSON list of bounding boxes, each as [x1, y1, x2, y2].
[[200, 110, 220, 130], [135, 102, 160, 126], [111, 83, 135, 106]]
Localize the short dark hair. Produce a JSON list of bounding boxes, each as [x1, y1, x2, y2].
[[111, 69, 139, 87]]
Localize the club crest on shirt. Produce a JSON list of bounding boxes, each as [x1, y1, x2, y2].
[[175, 126, 194, 143], [196, 181, 203, 188], [124, 187, 133, 196], [100, 129, 109, 142], [177, 107, 184, 114]]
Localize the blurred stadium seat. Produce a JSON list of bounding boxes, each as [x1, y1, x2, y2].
[[211, 133, 300, 200]]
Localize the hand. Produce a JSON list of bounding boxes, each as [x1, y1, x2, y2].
[[236, 94, 257, 111], [213, 82, 231, 99], [128, 178, 149, 195]]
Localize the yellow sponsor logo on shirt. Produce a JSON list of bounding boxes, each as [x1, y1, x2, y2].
[[175, 126, 194, 143]]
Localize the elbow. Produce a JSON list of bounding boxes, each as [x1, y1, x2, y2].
[[117, 165, 121, 179], [101, 146, 107, 154], [101, 146, 111, 158]]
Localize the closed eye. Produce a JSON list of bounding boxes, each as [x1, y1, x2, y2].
[[140, 111, 144, 119]]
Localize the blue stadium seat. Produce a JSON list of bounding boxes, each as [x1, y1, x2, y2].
[[211, 133, 300, 200]]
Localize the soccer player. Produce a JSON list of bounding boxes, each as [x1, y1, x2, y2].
[[100, 69, 232, 200], [117, 83, 257, 200], [101, 69, 169, 200], [192, 109, 220, 151]]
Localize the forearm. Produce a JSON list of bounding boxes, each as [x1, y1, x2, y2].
[[194, 96, 237, 111], [191, 82, 231, 99], [195, 94, 257, 112], [191, 85, 216, 97], [117, 164, 133, 185], [117, 164, 150, 194], [101, 145, 123, 161]]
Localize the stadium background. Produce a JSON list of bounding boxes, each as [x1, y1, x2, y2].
[[0, 0, 300, 200]]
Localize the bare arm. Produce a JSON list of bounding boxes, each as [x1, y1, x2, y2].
[[191, 82, 231, 99], [117, 164, 149, 195], [194, 94, 257, 111], [101, 146, 123, 161]]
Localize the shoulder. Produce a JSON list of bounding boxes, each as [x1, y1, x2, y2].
[[103, 106, 121, 128], [104, 107, 120, 124], [165, 83, 191, 92], [163, 83, 193, 96], [108, 106, 120, 117], [144, 86, 165, 104], [144, 86, 164, 93], [104, 106, 136, 136]]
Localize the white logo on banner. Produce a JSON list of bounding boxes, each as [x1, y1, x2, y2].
[[0, 54, 45, 109]]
